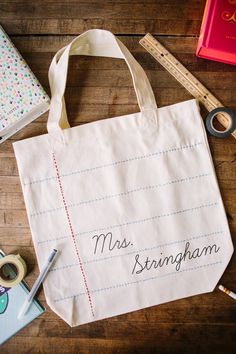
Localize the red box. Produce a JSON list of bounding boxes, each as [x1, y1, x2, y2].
[[196, 0, 236, 66]]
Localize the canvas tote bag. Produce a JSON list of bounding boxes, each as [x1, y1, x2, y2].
[[13, 29, 234, 326]]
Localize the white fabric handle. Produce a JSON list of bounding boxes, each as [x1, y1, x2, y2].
[[47, 29, 157, 133]]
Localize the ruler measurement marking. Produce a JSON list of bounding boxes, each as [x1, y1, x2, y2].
[[143, 36, 221, 109]]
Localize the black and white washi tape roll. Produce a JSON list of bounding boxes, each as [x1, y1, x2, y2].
[[205, 107, 236, 138]]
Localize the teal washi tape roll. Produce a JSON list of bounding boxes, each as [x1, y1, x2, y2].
[[205, 107, 236, 138]]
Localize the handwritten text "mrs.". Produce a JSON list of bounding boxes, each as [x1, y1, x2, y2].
[[92, 232, 133, 255]]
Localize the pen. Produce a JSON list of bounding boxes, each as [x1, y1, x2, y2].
[[18, 249, 58, 319], [218, 284, 236, 300]]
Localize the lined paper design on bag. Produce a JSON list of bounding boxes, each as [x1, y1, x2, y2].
[[24, 140, 224, 310]]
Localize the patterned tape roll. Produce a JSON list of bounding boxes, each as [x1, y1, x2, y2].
[[205, 107, 236, 138], [0, 254, 27, 287]]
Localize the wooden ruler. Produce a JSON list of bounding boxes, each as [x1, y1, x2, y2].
[[140, 33, 236, 140]]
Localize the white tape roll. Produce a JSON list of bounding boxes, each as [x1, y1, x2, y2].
[[0, 254, 27, 287]]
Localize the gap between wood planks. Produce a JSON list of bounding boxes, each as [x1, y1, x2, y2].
[[9, 34, 200, 38]]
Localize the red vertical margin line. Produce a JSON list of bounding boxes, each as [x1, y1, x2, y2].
[[52, 152, 95, 317]]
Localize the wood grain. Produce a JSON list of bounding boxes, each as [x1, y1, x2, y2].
[[0, 1, 235, 353], [0, 1, 205, 36]]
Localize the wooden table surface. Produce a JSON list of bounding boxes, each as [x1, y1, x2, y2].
[[0, 1, 235, 353]]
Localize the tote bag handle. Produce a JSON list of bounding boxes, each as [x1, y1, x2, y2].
[[47, 29, 157, 133]]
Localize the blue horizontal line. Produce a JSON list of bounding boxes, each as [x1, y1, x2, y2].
[[76, 202, 218, 237], [53, 261, 222, 303], [24, 141, 203, 186], [37, 201, 218, 245], [30, 172, 210, 217]]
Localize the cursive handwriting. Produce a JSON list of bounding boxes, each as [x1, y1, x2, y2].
[[222, 10, 236, 22], [132, 241, 220, 275], [92, 232, 133, 255]]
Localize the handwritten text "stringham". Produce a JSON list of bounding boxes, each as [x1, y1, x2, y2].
[[132, 242, 220, 275]]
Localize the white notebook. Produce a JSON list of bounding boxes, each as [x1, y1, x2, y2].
[[0, 25, 50, 143]]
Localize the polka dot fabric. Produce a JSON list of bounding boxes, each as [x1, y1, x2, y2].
[[0, 26, 49, 134]]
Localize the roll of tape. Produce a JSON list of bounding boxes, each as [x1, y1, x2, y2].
[[0, 254, 27, 287], [205, 107, 236, 138]]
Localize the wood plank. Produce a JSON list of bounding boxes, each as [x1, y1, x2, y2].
[[11, 67, 236, 91], [1, 325, 236, 354], [0, 0, 205, 4], [0, 2, 203, 19], [0, 209, 28, 227], [9, 310, 236, 339], [22, 52, 236, 77], [0, 1, 205, 36], [0, 193, 25, 209], [61, 71, 236, 89], [0, 19, 202, 36], [0, 176, 22, 192], [8, 36, 201, 53], [0, 227, 32, 245], [0, 86, 229, 108], [8, 36, 236, 73]]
